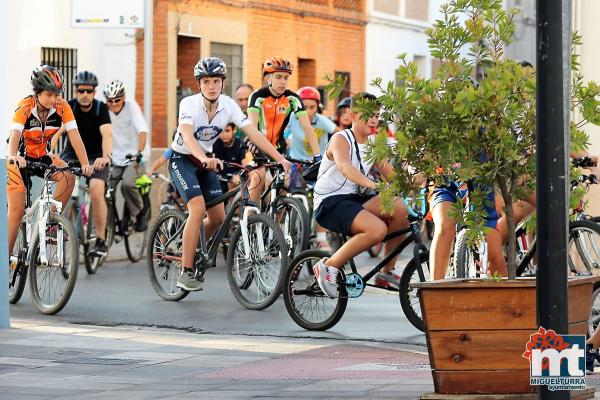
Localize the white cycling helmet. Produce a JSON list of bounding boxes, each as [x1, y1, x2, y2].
[[103, 79, 126, 99]]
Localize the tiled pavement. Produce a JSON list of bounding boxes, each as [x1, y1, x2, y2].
[[0, 319, 434, 399]]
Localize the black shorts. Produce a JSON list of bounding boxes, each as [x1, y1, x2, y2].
[[62, 155, 109, 183], [168, 151, 223, 204], [314, 193, 375, 237]]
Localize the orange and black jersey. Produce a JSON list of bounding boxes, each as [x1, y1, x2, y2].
[[10, 96, 78, 159], [248, 88, 307, 152]]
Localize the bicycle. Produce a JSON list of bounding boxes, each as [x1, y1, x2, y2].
[[151, 172, 186, 213], [146, 161, 290, 310], [234, 154, 310, 259], [106, 154, 150, 264], [283, 202, 431, 332], [8, 161, 82, 315], [452, 173, 600, 278]]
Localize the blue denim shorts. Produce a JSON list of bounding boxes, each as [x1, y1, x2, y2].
[[429, 181, 498, 228]]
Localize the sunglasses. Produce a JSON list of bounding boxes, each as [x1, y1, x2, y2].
[[77, 88, 95, 94], [107, 97, 123, 104]]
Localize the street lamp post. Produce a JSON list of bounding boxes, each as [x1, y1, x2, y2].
[[536, 1, 571, 399]]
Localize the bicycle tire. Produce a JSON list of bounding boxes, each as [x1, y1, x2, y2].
[[568, 219, 600, 274], [146, 208, 189, 301], [9, 224, 28, 304], [275, 197, 310, 259], [452, 229, 482, 278], [398, 252, 429, 332], [124, 205, 146, 263], [282, 249, 347, 331], [589, 285, 600, 337], [28, 212, 79, 315], [226, 213, 289, 310]]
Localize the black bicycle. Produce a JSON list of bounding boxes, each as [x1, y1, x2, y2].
[[146, 161, 290, 310], [283, 204, 430, 332]]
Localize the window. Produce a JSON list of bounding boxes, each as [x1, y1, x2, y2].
[[373, 0, 400, 15], [210, 42, 243, 98], [335, 71, 351, 102], [41, 47, 78, 101], [41, 47, 78, 153]]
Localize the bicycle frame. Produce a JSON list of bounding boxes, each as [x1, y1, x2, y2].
[[159, 168, 262, 269], [341, 218, 429, 288]]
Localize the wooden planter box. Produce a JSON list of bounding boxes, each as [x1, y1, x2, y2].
[[413, 276, 599, 397]]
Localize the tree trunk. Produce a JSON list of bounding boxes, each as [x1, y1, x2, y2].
[[497, 177, 517, 279]]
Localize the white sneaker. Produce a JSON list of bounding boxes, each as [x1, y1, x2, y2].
[[312, 258, 339, 299]]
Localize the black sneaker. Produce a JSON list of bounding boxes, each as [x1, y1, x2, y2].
[[177, 269, 204, 291], [91, 239, 108, 257]]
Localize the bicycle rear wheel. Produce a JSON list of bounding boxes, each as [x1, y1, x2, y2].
[[398, 253, 429, 332], [452, 229, 484, 278], [9, 224, 28, 304], [227, 214, 289, 310], [568, 219, 600, 274], [146, 209, 189, 301], [124, 205, 146, 263], [84, 202, 115, 274], [28, 212, 78, 315], [275, 197, 310, 259], [282, 250, 347, 331]]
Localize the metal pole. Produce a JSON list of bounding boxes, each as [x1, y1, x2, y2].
[[144, 0, 153, 158], [0, 0, 10, 329], [536, 1, 571, 399]]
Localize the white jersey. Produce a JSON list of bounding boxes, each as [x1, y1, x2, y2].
[[313, 130, 374, 210], [109, 99, 149, 166], [171, 94, 250, 155]]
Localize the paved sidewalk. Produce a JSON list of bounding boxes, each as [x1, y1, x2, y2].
[[0, 319, 433, 399]]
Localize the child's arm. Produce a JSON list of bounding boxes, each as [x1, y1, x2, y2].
[[148, 155, 167, 175]]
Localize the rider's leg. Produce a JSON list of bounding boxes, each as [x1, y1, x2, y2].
[[486, 227, 508, 276], [362, 196, 410, 272], [248, 168, 266, 207], [120, 164, 144, 218], [6, 164, 26, 254], [429, 201, 458, 280], [89, 178, 107, 241], [182, 196, 206, 269], [326, 210, 387, 269], [205, 203, 225, 241]]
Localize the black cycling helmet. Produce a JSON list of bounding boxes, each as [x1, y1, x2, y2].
[[31, 65, 64, 93], [194, 57, 228, 80], [73, 70, 98, 87], [336, 96, 352, 111]]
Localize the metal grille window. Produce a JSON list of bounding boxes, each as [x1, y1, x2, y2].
[[41, 47, 78, 101], [210, 42, 243, 98]]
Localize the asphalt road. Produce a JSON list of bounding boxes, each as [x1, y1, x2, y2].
[[9, 245, 427, 347]]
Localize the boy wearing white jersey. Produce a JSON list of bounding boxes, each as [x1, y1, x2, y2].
[[170, 57, 290, 291]]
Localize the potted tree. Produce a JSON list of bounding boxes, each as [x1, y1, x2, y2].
[[344, 0, 600, 396]]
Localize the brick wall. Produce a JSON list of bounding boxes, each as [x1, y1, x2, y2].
[[137, 0, 366, 149]]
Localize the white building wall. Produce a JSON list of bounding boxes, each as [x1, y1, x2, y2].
[[5, 0, 137, 134], [365, 0, 447, 93]]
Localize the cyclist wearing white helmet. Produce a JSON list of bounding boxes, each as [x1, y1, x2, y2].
[[169, 57, 291, 291], [103, 79, 150, 232]]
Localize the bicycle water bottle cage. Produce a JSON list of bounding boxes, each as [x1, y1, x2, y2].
[[345, 273, 365, 298]]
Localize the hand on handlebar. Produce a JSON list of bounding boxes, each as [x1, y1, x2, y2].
[[7, 155, 26, 168], [277, 157, 291, 174], [202, 157, 223, 171], [92, 157, 110, 170], [81, 164, 94, 177]]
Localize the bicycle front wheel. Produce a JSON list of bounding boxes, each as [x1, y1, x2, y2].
[[452, 229, 483, 278], [227, 214, 289, 310], [9, 223, 28, 304], [28, 212, 78, 315], [398, 253, 429, 332], [568, 219, 600, 274], [275, 197, 310, 259], [124, 205, 146, 263], [146, 209, 189, 301], [282, 250, 347, 331]]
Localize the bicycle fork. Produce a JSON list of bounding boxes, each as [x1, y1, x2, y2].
[[37, 197, 63, 266], [240, 205, 262, 258]]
